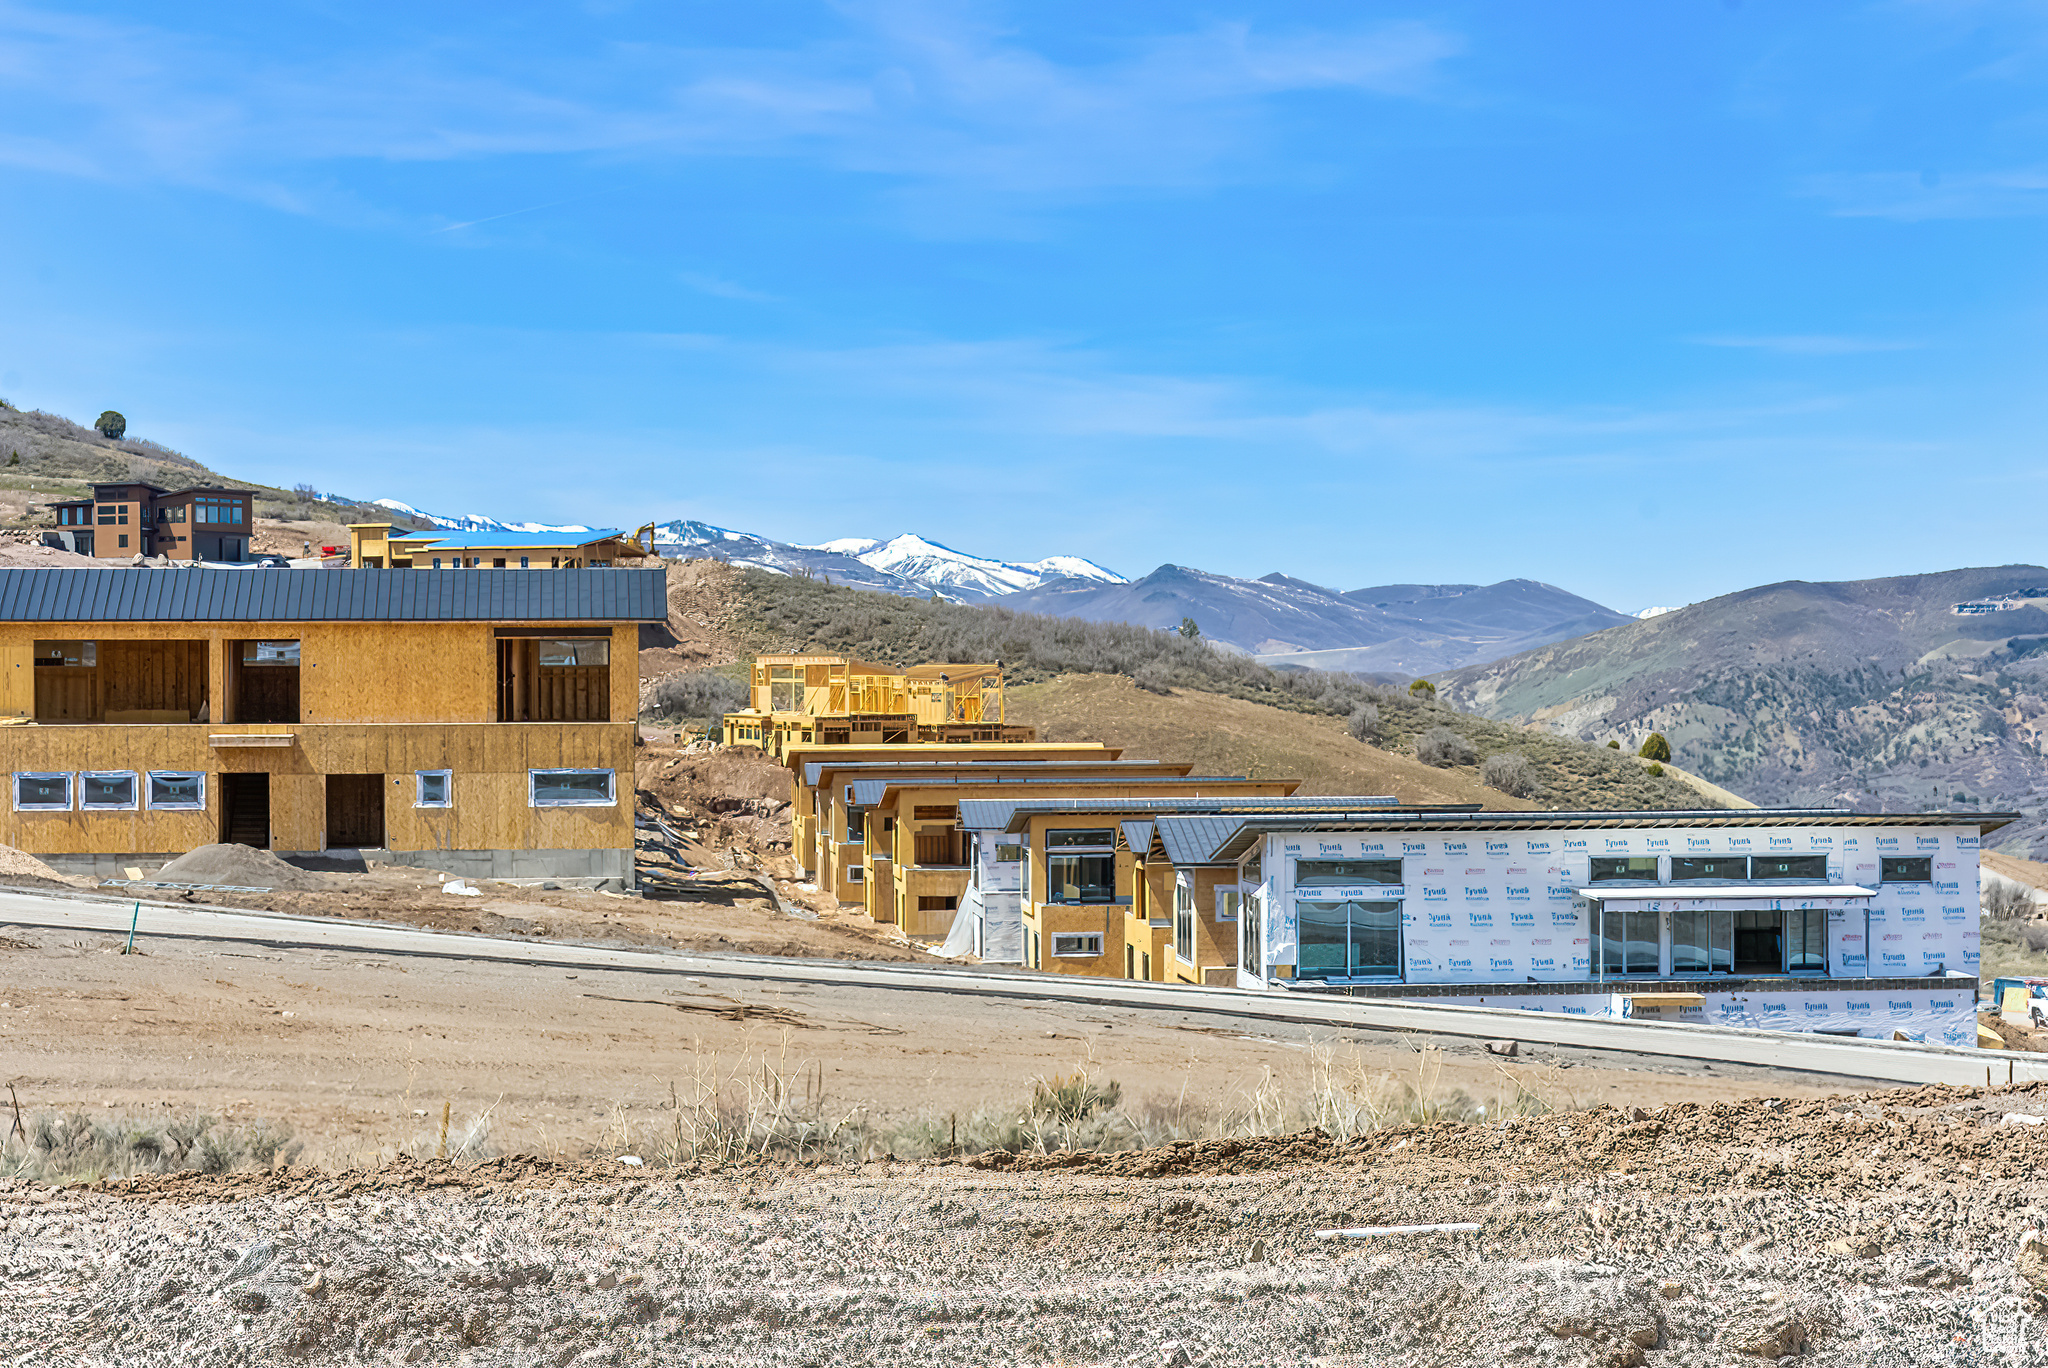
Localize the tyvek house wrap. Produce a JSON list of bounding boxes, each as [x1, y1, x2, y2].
[[1257, 824, 1982, 1016]]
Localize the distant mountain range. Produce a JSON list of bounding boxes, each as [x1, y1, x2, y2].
[[1007, 568, 1633, 676], [370, 498, 1629, 674], [1437, 564, 2048, 853], [369, 499, 593, 535]]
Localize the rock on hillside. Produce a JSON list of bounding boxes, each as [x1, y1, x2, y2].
[[1438, 564, 2048, 851]]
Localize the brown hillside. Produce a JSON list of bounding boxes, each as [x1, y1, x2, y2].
[[1005, 673, 1537, 809]]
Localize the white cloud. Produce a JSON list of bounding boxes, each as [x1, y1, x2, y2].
[[1802, 167, 2048, 220], [1689, 334, 1920, 355], [0, 1, 1463, 216]]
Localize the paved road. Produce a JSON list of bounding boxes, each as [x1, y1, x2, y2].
[[6, 885, 2038, 1089]]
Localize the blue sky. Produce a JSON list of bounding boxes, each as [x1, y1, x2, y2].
[[2, 1, 2045, 611]]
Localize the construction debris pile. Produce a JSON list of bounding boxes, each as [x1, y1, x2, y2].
[[10, 1083, 2048, 1365]]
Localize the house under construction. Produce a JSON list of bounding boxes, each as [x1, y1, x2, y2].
[[721, 655, 1033, 757]]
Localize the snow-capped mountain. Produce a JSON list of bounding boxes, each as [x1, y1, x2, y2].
[[372, 499, 592, 535], [809, 533, 1125, 600]]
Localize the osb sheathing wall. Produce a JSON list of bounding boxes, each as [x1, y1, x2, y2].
[[0, 622, 639, 726], [0, 722, 635, 855]]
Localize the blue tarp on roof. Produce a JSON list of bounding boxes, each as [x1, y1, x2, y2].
[[0, 567, 667, 622], [388, 529, 625, 551]]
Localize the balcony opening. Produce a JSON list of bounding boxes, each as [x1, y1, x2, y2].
[[34, 638, 209, 723], [326, 774, 386, 849], [496, 635, 610, 721]]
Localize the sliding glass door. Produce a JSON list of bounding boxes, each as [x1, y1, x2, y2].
[[1296, 900, 1402, 981]]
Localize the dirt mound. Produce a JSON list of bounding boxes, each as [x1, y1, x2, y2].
[[0, 842, 87, 885], [155, 844, 335, 891]]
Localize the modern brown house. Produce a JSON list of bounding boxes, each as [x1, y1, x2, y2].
[[0, 567, 665, 885], [46, 483, 256, 562]]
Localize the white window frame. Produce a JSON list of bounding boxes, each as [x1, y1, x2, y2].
[[80, 770, 139, 811], [528, 768, 616, 808], [146, 770, 207, 811], [1051, 933, 1104, 958], [13, 772, 73, 812], [415, 769, 453, 808], [847, 865, 865, 884], [1174, 877, 1196, 964], [1215, 888, 1239, 922]]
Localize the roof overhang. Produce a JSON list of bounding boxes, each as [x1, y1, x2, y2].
[[1205, 808, 2019, 863]]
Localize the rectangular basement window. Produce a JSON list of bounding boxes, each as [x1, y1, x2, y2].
[[847, 865, 865, 884], [1051, 933, 1104, 958], [1881, 857, 1933, 883], [80, 771, 138, 811], [415, 770, 452, 808], [147, 771, 206, 810], [529, 769, 615, 807], [13, 772, 72, 811]]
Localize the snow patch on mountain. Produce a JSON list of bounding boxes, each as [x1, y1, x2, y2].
[[1635, 605, 1680, 620], [373, 498, 591, 535]]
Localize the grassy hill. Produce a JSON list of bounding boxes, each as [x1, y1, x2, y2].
[[707, 566, 1719, 811], [0, 399, 416, 532], [1437, 564, 2048, 851]]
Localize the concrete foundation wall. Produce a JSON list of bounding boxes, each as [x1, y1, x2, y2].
[[36, 845, 635, 891]]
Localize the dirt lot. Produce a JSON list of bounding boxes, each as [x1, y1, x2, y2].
[[0, 911, 1870, 1173], [11, 1083, 2048, 1364]]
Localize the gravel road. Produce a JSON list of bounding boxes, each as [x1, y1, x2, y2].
[[8, 1084, 2048, 1365]]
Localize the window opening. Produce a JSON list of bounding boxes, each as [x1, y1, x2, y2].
[[1671, 856, 1749, 882], [1881, 857, 1933, 883], [147, 771, 205, 810], [13, 772, 72, 811], [1294, 858, 1403, 886], [415, 770, 452, 808], [529, 769, 615, 807], [80, 771, 138, 810], [1588, 857, 1659, 882], [1051, 933, 1104, 958], [1296, 900, 1401, 980]]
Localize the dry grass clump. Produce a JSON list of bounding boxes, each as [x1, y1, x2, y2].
[[3, 1111, 301, 1183]]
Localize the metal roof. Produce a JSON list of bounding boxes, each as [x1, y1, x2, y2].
[[389, 529, 627, 551], [0, 567, 669, 623], [961, 794, 1411, 834], [1203, 807, 2021, 863], [1155, 816, 1248, 866], [1119, 820, 1155, 854], [802, 759, 1187, 787], [1576, 883, 1878, 901], [847, 775, 1250, 806]]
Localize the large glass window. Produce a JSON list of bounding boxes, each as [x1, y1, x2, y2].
[[1294, 858, 1403, 886], [1881, 857, 1933, 883], [1046, 828, 1115, 849], [1788, 908, 1827, 975], [1046, 852, 1116, 903], [1596, 907, 1660, 975], [529, 769, 615, 807], [147, 771, 205, 810], [1752, 855, 1827, 882], [13, 772, 72, 811], [241, 640, 300, 665], [80, 771, 137, 810], [1295, 900, 1401, 980], [1672, 910, 1734, 975], [1242, 894, 1263, 977], [1671, 856, 1749, 882], [1588, 857, 1659, 882]]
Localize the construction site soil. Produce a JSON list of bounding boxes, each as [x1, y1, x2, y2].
[[9, 1084, 2048, 1365]]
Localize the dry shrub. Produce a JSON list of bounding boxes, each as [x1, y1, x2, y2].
[[1416, 725, 1477, 768]]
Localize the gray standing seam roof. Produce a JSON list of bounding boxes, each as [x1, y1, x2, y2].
[[0, 567, 668, 623], [1119, 820, 1155, 855], [1154, 816, 1246, 866], [953, 794, 1404, 834]]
